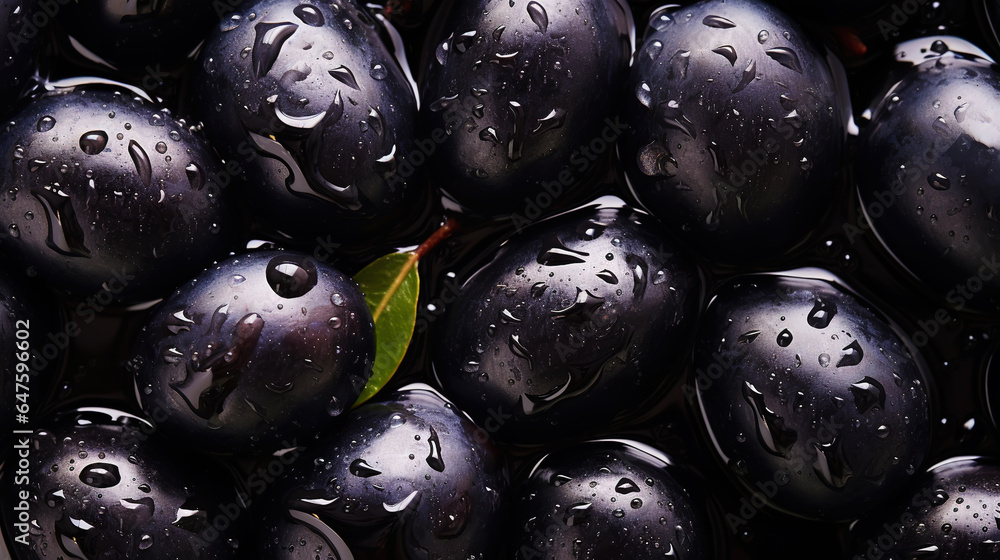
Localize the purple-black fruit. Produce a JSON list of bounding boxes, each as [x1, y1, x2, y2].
[[621, 0, 845, 264], [856, 47, 1000, 315], [432, 199, 699, 444], [254, 384, 508, 559], [192, 0, 423, 246], [419, 0, 633, 215], [848, 456, 1000, 559], [1, 407, 244, 559], [131, 250, 374, 455], [0, 83, 236, 302], [693, 272, 931, 521], [510, 439, 714, 559]]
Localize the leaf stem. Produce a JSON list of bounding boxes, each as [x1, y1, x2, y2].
[[371, 217, 460, 322]]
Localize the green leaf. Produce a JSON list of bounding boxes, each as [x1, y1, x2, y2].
[[352, 251, 420, 407]]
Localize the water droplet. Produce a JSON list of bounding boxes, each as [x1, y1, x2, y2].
[[172, 312, 265, 418], [79, 463, 121, 488], [596, 270, 618, 284], [637, 142, 678, 177], [265, 255, 317, 298], [252, 22, 299, 78], [447, 29, 475, 54], [812, 437, 853, 489], [712, 45, 738, 66], [370, 63, 387, 80], [128, 140, 152, 186], [742, 381, 797, 458], [507, 100, 525, 161], [526, 1, 548, 32], [185, 162, 205, 190], [807, 299, 837, 329], [293, 4, 324, 26], [738, 330, 761, 344], [531, 108, 566, 135], [703, 14, 736, 28], [389, 414, 405, 428], [928, 172, 951, 190], [648, 5, 675, 30], [551, 288, 604, 320], [876, 425, 890, 438], [615, 478, 640, 494], [425, 426, 445, 472], [765, 47, 803, 73], [659, 100, 697, 139], [479, 127, 501, 145], [550, 474, 572, 487], [44, 488, 65, 508], [155, 141, 167, 154], [429, 94, 459, 112], [326, 395, 341, 416], [36, 115, 56, 132], [837, 340, 864, 367], [383, 490, 419, 512], [79, 131, 108, 155], [139, 534, 153, 550], [777, 329, 793, 347], [537, 236, 589, 266], [435, 38, 450, 65], [850, 376, 886, 414], [508, 334, 533, 368], [32, 186, 91, 257], [564, 502, 592, 526], [520, 373, 572, 415], [349, 459, 381, 478], [955, 102, 969, 123], [328, 65, 360, 90], [758, 30, 769, 43], [636, 82, 653, 108], [733, 59, 757, 94], [818, 353, 831, 367], [644, 40, 663, 60]]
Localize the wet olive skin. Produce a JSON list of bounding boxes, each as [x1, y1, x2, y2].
[[621, 0, 845, 264], [2, 407, 243, 560], [509, 440, 712, 560], [418, 0, 632, 216], [857, 55, 1000, 315], [848, 456, 1000, 559], [432, 203, 699, 445], [694, 273, 931, 521], [0, 86, 237, 302], [254, 384, 508, 560], [130, 250, 374, 455], [192, 0, 422, 246]]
